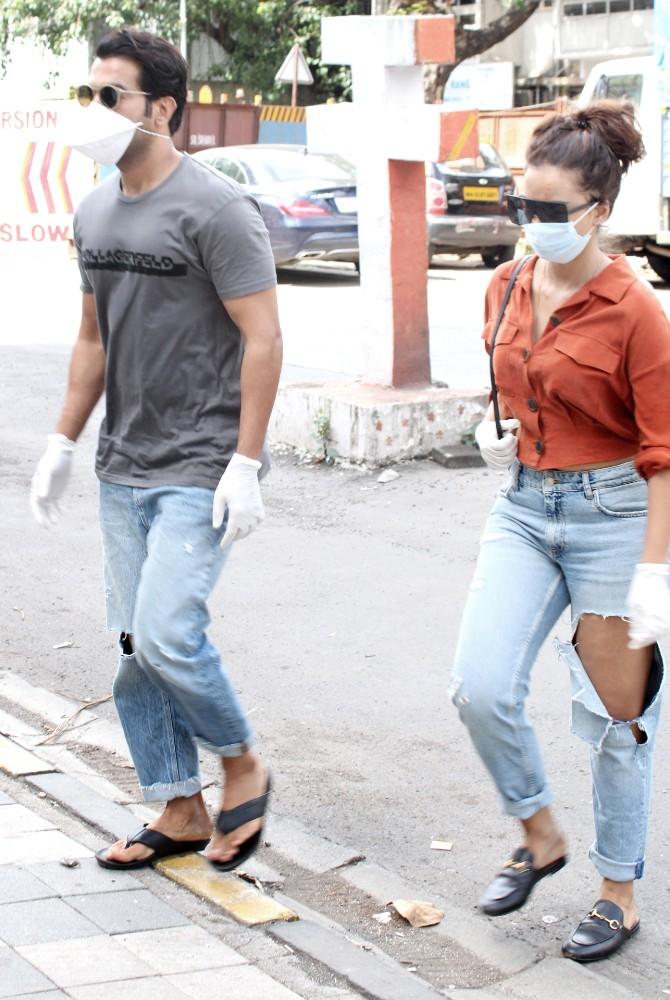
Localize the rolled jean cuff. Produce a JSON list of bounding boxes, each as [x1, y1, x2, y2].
[[139, 776, 202, 802], [589, 844, 644, 882], [197, 736, 254, 758], [501, 785, 554, 820]]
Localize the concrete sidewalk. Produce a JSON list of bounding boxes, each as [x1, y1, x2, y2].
[[0, 786, 322, 1000], [0, 696, 649, 1000]]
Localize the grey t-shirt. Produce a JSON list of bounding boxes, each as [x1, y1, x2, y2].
[[73, 155, 276, 489]]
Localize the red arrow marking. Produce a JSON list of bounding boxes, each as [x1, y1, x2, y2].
[[40, 141, 56, 213], [21, 142, 38, 213], [57, 146, 73, 213]]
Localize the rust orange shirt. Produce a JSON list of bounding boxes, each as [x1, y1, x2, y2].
[[483, 254, 670, 480]]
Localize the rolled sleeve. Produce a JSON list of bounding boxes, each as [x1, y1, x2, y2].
[[627, 297, 670, 479]]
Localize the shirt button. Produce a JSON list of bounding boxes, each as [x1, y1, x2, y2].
[[522, 349, 530, 362], [550, 314, 561, 326], [535, 440, 545, 454], [528, 399, 539, 412]]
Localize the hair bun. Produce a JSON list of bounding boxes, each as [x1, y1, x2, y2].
[[526, 99, 645, 210]]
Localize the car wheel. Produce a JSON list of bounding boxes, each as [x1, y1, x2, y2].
[[482, 246, 515, 268], [646, 250, 670, 283]]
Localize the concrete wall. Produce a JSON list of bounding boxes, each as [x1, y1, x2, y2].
[[481, 1, 652, 83], [258, 120, 307, 145], [560, 9, 653, 62], [485, 7, 556, 79]]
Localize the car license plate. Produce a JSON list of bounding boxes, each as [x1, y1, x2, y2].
[[462, 186, 499, 203], [335, 196, 357, 214]]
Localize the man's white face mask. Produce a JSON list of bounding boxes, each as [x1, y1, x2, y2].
[[63, 101, 170, 166]]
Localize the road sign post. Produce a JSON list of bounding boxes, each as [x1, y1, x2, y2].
[[275, 44, 314, 108]]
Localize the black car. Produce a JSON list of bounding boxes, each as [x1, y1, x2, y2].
[[427, 144, 519, 268], [192, 144, 358, 266]]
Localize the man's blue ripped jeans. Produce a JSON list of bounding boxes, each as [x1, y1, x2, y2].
[[99, 482, 253, 802], [450, 460, 664, 882]]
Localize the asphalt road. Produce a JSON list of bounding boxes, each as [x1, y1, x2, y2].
[[2, 252, 670, 997]]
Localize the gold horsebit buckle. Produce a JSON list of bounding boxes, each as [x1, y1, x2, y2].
[[588, 907, 622, 931], [503, 858, 531, 873]]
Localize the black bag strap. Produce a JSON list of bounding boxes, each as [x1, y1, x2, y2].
[[489, 255, 532, 439]]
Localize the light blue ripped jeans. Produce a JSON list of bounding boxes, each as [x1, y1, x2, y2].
[[450, 460, 664, 882], [99, 482, 253, 802]]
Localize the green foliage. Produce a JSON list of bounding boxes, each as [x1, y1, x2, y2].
[[1, 0, 366, 101]]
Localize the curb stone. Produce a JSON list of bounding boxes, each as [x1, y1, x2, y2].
[[493, 956, 642, 1000], [271, 898, 446, 1000], [26, 772, 140, 841]]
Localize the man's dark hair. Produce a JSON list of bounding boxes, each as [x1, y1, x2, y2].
[[96, 28, 188, 135]]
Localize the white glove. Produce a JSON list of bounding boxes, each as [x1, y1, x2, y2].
[[30, 433, 76, 527], [627, 563, 670, 649], [213, 452, 265, 549], [475, 418, 521, 472]]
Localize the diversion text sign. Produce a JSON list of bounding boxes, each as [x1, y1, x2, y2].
[[0, 100, 95, 246]]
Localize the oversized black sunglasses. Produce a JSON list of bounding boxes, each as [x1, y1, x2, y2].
[[76, 83, 152, 110], [506, 193, 595, 226]]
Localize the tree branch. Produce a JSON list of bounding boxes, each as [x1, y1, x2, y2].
[[456, 0, 541, 62]]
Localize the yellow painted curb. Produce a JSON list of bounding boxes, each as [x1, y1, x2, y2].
[[0, 734, 53, 777], [156, 853, 299, 926]]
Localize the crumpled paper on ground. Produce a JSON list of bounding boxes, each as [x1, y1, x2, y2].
[[390, 899, 444, 928]]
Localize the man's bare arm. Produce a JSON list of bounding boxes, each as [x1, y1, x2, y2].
[[55, 293, 106, 441], [222, 286, 283, 459]]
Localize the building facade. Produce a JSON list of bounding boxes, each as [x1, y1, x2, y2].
[[457, 0, 653, 104]]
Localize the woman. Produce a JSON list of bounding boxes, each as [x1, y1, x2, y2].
[[451, 100, 670, 962]]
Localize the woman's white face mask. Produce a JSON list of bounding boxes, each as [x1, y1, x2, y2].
[[63, 101, 170, 166], [523, 203, 599, 265]]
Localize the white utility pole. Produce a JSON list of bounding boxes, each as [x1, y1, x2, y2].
[[179, 0, 187, 58]]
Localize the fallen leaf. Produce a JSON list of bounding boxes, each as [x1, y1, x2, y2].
[[542, 914, 558, 924], [391, 899, 444, 928], [59, 858, 80, 868], [373, 911, 392, 924], [236, 870, 265, 892], [377, 468, 400, 484], [430, 840, 453, 851]]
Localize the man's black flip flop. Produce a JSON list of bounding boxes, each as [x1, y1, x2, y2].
[[95, 825, 210, 870], [209, 772, 271, 872]]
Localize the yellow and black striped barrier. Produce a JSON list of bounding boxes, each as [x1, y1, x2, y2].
[[260, 105, 307, 123]]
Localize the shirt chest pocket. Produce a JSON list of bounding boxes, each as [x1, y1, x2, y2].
[[488, 320, 523, 394], [483, 317, 519, 351], [553, 332, 621, 374]]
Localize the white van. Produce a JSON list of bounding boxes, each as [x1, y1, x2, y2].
[[579, 55, 670, 280]]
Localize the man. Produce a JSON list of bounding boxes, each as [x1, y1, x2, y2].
[[30, 28, 282, 870]]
